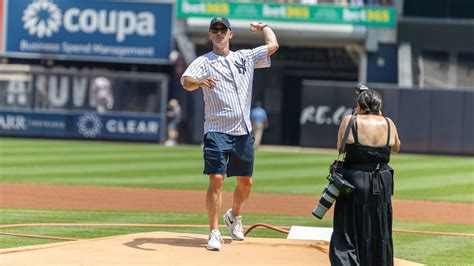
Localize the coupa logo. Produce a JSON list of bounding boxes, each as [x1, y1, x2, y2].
[[22, 0, 156, 42], [22, 0, 62, 38]]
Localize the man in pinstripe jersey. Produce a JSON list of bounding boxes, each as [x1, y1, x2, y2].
[[181, 17, 279, 251]]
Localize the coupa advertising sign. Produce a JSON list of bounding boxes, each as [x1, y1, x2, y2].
[[3, 0, 172, 63], [0, 0, 4, 54]]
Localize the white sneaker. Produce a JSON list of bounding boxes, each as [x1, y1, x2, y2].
[[164, 140, 176, 147], [207, 229, 224, 251], [223, 208, 245, 241]]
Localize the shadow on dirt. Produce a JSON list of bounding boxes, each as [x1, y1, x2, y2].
[[123, 236, 232, 250]]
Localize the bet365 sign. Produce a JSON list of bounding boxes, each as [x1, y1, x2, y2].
[[177, 0, 395, 27], [3, 0, 173, 63]]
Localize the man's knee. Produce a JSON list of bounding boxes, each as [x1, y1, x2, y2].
[[237, 176, 253, 189], [209, 174, 225, 190]]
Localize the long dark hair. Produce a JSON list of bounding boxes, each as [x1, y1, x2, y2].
[[357, 89, 382, 115]]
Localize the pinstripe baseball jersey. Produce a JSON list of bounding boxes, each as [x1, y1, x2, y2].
[[181, 45, 270, 136]]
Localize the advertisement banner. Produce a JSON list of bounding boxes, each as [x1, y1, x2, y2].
[[0, 0, 4, 53], [0, 110, 67, 137], [70, 112, 161, 141], [4, 0, 173, 63], [299, 86, 354, 148], [300, 83, 474, 155], [0, 110, 162, 141], [177, 0, 395, 27]]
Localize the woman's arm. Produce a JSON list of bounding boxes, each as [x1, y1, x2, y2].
[[388, 118, 401, 153]]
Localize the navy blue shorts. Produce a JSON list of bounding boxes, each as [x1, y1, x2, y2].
[[203, 132, 255, 177]]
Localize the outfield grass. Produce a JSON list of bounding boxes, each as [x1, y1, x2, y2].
[[0, 138, 473, 202], [0, 138, 473, 265]]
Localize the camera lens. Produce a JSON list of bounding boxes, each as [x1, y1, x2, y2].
[[312, 184, 340, 219]]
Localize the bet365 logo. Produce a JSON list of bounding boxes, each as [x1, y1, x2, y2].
[[21, 0, 156, 42]]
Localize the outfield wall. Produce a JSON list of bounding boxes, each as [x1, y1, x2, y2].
[[300, 81, 474, 155], [0, 66, 169, 142]]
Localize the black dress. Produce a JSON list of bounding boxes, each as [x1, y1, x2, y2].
[[329, 117, 394, 266]]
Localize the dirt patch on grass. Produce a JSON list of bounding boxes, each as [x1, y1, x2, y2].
[[1, 183, 472, 225]]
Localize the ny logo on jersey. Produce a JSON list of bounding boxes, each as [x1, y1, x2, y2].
[[234, 57, 247, 74]]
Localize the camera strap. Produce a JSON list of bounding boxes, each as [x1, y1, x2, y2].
[[338, 115, 356, 157], [331, 115, 356, 172], [331, 115, 356, 173]]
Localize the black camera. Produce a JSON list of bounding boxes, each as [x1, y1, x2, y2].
[[312, 172, 355, 219]]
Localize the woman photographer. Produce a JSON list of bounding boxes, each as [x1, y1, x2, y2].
[[330, 88, 401, 266]]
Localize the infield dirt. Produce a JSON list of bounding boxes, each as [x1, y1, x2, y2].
[[2, 183, 471, 265], [1, 183, 472, 224]]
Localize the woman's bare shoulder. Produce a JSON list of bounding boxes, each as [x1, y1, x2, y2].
[[339, 114, 353, 129], [384, 117, 398, 127], [342, 114, 353, 123]]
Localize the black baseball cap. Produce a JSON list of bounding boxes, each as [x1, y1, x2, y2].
[[209, 16, 231, 29], [355, 83, 369, 94]]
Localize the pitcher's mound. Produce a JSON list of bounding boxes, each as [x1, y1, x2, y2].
[[1, 231, 422, 265]]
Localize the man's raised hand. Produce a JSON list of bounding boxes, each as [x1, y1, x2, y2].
[[250, 21, 268, 32]]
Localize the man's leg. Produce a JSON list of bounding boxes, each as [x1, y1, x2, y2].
[[224, 134, 254, 240], [223, 175, 252, 241], [203, 132, 228, 250], [232, 176, 253, 216], [207, 174, 225, 230]]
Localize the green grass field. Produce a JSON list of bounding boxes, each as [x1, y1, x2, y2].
[[0, 138, 473, 265]]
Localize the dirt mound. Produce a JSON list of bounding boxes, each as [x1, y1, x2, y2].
[[0, 231, 422, 265]]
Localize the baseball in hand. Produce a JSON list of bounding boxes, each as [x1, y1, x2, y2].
[[250, 21, 264, 32]]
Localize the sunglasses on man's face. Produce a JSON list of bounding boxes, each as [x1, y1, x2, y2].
[[210, 27, 228, 34]]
